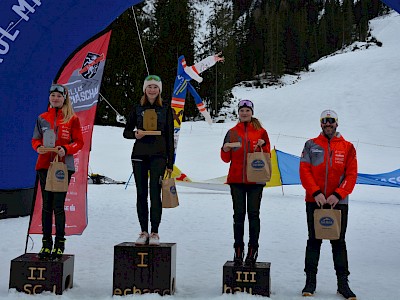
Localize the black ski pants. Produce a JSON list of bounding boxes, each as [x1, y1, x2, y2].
[[230, 183, 264, 249], [132, 155, 166, 233], [38, 169, 73, 242], [304, 202, 350, 277]]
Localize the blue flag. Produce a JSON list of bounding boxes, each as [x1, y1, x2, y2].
[[0, 0, 143, 189]]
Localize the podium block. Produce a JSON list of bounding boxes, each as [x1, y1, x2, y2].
[[222, 261, 271, 297], [9, 253, 74, 295], [113, 242, 176, 296]]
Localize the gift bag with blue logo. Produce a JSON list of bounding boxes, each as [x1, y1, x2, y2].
[[314, 207, 341, 240], [162, 173, 179, 208], [246, 147, 272, 183], [45, 155, 69, 192]]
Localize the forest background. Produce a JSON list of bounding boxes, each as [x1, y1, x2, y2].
[[97, 0, 389, 126]]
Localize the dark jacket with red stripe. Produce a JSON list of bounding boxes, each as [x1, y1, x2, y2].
[[299, 132, 357, 203], [221, 122, 270, 184], [32, 107, 84, 172]]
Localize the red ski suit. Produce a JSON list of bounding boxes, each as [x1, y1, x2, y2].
[[300, 132, 357, 203], [32, 107, 84, 171], [221, 122, 270, 184]]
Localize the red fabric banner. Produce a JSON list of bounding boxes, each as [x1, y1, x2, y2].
[[29, 31, 112, 236]]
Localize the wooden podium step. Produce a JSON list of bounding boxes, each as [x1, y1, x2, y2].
[[113, 242, 176, 296], [9, 253, 74, 295], [223, 261, 271, 297]]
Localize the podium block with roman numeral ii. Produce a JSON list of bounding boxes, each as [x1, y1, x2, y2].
[[222, 261, 271, 297], [113, 242, 176, 296], [9, 253, 74, 295]]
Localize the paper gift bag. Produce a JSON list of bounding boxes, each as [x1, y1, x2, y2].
[[162, 174, 179, 208], [314, 207, 341, 240], [246, 147, 272, 182], [45, 155, 69, 192]]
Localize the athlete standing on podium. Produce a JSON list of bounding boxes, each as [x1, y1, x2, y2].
[[123, 75, 174, 246]]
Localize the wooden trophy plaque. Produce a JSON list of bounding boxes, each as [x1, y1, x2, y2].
[[143, 109, 161, 135]]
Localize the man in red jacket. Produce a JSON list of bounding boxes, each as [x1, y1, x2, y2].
[[299, 110, 357, 300]]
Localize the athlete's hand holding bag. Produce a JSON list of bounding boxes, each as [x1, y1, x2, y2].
[[314, 205, 341, 240], [246, 146, 272, 183]]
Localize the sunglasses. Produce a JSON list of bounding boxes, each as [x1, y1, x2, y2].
[[50, 84, 66, 96], [145, 75, 161, 82], [321, 117, 337, 124], [238, 99, 254, 109]]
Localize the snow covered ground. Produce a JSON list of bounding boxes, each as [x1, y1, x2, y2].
[[1, 11, 400, 300]]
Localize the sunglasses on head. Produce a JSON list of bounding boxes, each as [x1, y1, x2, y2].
[[50, 84, 66, 95], [238, 99, 254, 109], [145, 75, 161, 82], [321, 117, 337, 124]]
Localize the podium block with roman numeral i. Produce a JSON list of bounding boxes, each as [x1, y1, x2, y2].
[[113, 242, 176, 296]]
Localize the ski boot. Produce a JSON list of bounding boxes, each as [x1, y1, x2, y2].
[[302, 272, 317, 296], [244, 246, 258, 267], [38, 237, 52, 260], [233, 246, 244, 267], [337, 275, 357, 300], [51, 238, 66, 260]]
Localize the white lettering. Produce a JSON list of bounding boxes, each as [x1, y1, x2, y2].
[[0, 27, 20, 55], [12, 0, 41, 21], [71, 87, 99, 104]]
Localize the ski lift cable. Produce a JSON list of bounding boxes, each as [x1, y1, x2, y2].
[[131, 6, 149, 76]]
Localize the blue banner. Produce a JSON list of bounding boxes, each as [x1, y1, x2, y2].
[[357, 169, 400, 188], [0, 0, 143, 189], [275, 149, 400, 188]]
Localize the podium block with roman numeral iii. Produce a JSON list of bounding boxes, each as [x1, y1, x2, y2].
[[222, 261, 271, 297], [9, 253, 74, 295], [113, 242, 176, 296]]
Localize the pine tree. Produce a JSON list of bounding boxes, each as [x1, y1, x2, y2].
[[201, 1, 237, 117], [152, 0, 195, 105], [342, 0, 355, 47]]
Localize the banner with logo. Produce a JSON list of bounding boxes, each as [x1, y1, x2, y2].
[[0, 0, 143, 190], [29, 31, 112, 235]]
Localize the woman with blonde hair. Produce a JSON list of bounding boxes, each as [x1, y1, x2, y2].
[[32, 83, 84, 259], [123, 75, 174, 246]]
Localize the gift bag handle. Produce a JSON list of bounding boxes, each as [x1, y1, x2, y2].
[[254, 145, 271, 158], [163, 170, 172, 179], [254, 145, 264, 153], [318, 204, 335, 210]]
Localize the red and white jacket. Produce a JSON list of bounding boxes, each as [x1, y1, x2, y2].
[[32, 107, 84, 171], [221, 122, 270, 184], [300, 132, 357, 203]]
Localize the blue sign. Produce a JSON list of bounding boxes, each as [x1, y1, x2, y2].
[[0, 0, 143, 189]]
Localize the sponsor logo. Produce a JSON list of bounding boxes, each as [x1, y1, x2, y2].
[[251, 159, 265, 169], [55, 170, 65, 180], [169, 186, 176, 195], [311, 149, 323, 153], [319, 217, 334, 227]]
